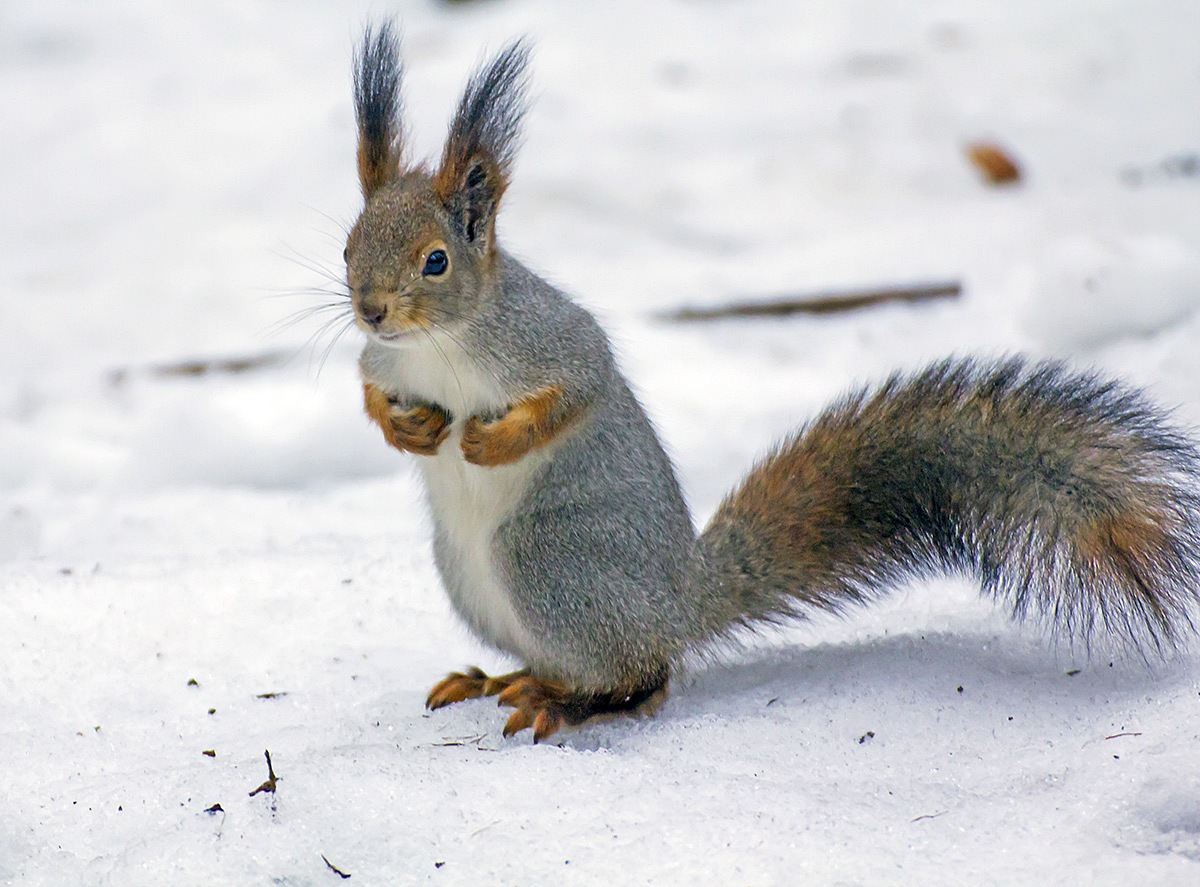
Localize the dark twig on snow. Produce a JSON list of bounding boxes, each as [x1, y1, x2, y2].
[[911, 811, 947, 823], [322, 854, 352, 879], [657, 281, 961, 322], [248, 749, 279, 797], [108, 350, 289, 386]]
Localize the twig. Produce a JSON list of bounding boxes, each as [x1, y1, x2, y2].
[[108, 350, 289, 386], [471, 819, 502, 838], [432, 733, 488, 747], [249, 749, 279, 797], [911, 811, 947, 823], [322, 855, 352, 879], [657, 281, 961, 322], [1104, 731, 1143, 740]]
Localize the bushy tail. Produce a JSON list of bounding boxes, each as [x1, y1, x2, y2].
[[696, 358, 1200, 654]]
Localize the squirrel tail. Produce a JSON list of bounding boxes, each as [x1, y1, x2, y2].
[[694, 357, 1200, 655]]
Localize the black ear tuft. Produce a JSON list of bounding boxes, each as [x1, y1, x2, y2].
[[433, 39, 531, 245], [354, 20, 405, 198]]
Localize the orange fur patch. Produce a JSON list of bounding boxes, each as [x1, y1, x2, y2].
[[1083, 511, 1172, 599], [1081, 511, 1168, 572], [1078, 508, 1183, 641], [357, 140, 400, 198], [724, 431, 853, 573], [460, 384, 570, 466]]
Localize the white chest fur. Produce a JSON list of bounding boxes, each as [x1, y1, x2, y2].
[[359, 334, 545, 663]]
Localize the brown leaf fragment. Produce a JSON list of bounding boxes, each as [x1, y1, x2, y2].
[[966, 142, 1021, 185]]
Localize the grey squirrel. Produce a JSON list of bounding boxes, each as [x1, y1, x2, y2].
[[344, 23, 1200, 742]]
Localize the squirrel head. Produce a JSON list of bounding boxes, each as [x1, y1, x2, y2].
[[345, 23, 530, 347]]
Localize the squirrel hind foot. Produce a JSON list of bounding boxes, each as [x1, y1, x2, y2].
[[495, 674, 669, 743], [425, 667, 530, 710]]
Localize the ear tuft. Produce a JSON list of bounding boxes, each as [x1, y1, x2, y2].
[[433, 39, 531, 244], [354, 21, 406, 198]]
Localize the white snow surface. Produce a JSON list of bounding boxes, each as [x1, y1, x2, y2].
[[4, 1, 1200, 884]]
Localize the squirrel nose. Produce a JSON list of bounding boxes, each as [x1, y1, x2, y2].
[[360, 304, 387, 327]]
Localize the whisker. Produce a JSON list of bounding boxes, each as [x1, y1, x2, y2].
[[302, 203, 353, 239], [303, 310, 352, 355], [428, 320, 508, 394], [259, 285, 350, 301], [274, 243, 348, 287], [421, 325, 468, 411], [315, 317, 358, 380], [265, 302, 353, 338]]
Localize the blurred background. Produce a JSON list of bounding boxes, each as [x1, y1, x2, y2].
[[3, 0, 1199, 514]]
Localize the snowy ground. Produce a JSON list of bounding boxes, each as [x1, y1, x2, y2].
[[4, 0, 1200, 884]]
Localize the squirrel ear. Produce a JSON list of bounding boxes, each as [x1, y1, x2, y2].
[[354, 21, 406, 198], [433, 39, 530, 246]]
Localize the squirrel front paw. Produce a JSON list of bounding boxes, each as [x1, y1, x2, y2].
[[461, 385, 569, 467], [386, 400, 452, 455], [460, 411, 535, 466], [363, 383, 452, 456]]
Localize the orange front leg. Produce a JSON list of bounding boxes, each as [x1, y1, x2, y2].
[[460, 384, 579, 467], [363, 382, 452, 456]]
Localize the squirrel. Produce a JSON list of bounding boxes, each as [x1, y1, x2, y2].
[[342, 23, 1200, 742]]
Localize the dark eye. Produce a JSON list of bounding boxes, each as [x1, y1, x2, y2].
[[423, 249, 448, 277], [342, 247, 349, 264]]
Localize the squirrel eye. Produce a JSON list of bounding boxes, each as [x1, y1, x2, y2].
[[423, 249, 449, 277], [342, 247, 349, 264]]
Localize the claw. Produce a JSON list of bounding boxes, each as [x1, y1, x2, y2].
[[532, 709, 563, 744], [426, 670, 482, 710], [429, 667, 669, 742], [503, 707, 534, 738]]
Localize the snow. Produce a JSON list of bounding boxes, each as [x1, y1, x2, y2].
[[3, 0, 1200, 883]]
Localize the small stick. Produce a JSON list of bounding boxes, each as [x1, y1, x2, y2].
[[322, 855, 352, 879], [911, 811, 947, 823], [658, 281, 961, 322], [249, 749, 279, 797], [1104, 731, 1143, 740]]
